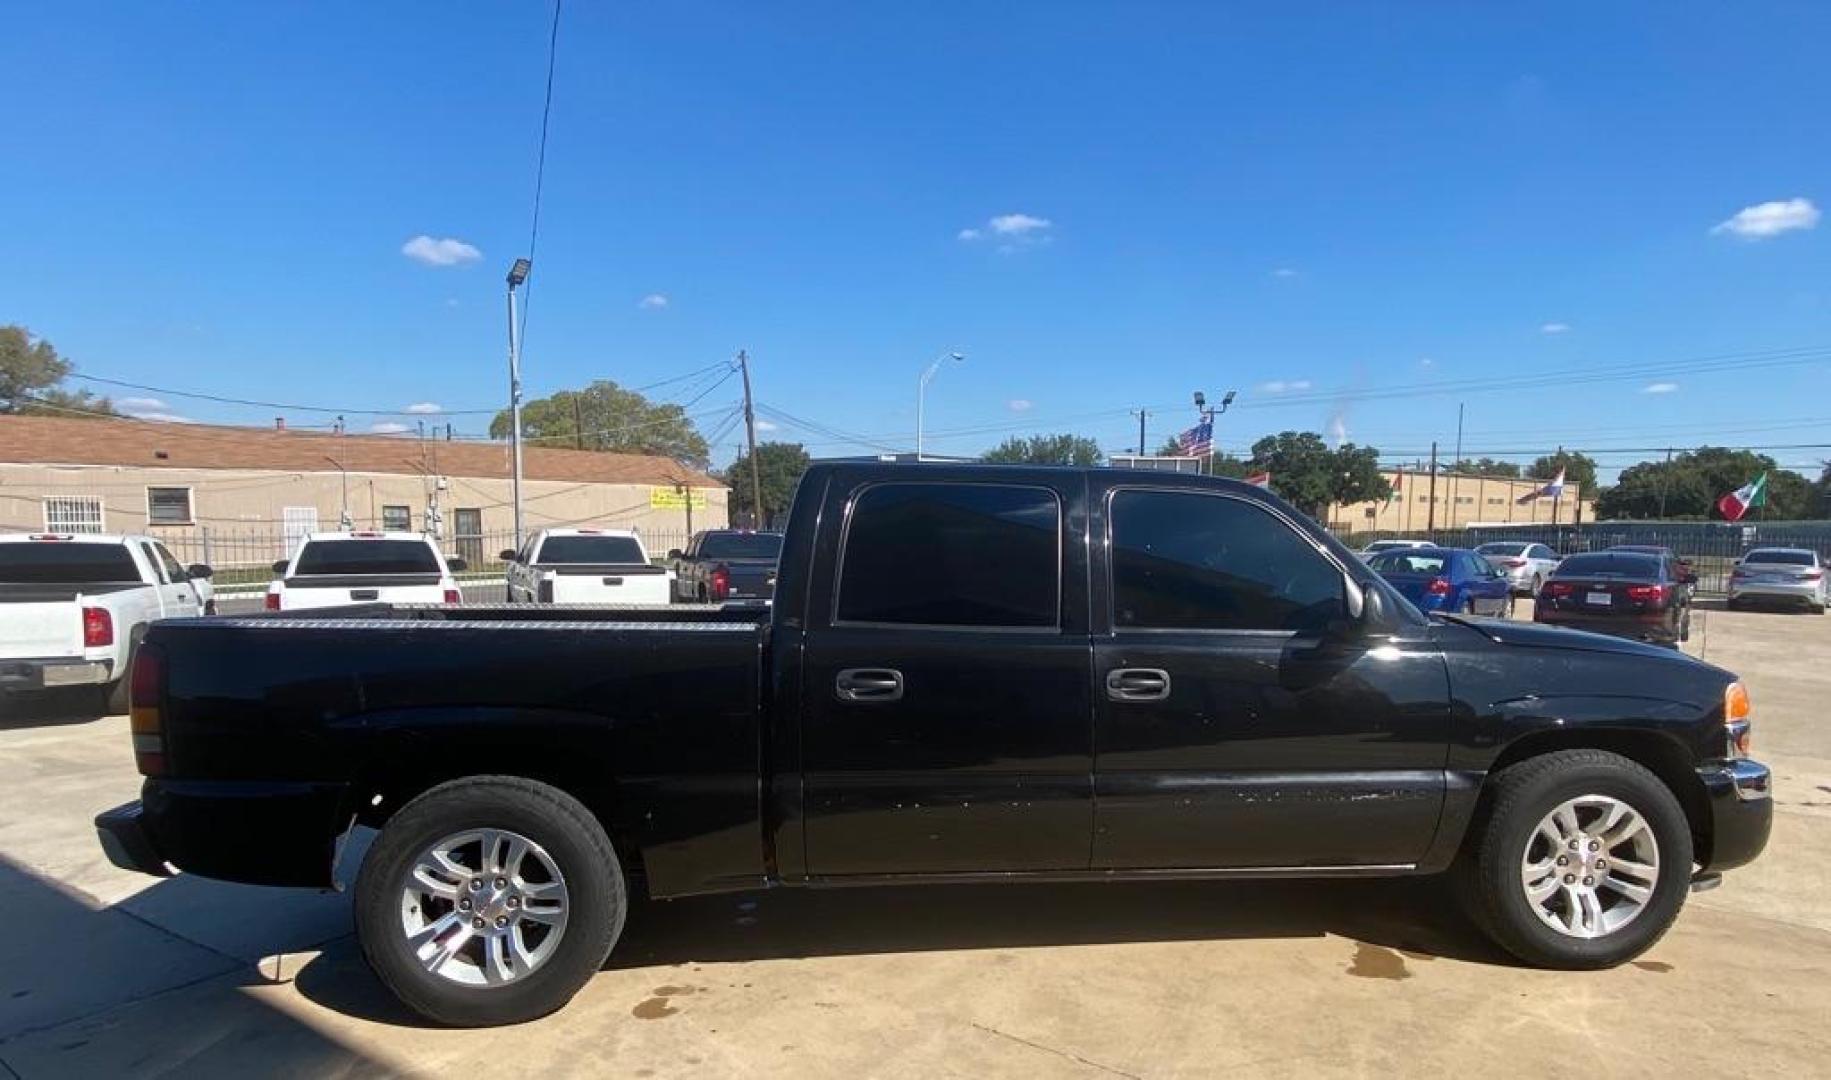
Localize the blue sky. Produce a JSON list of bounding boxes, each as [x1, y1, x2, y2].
[[3, 2, 1827, 481]]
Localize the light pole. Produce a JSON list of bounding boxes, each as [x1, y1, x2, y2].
[[322, 456, 351, 530], [915, 351, 965, 461], [505, 258, 532, 547], [1191, 389, 1237, 473]]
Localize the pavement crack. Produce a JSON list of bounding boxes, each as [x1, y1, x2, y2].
[[970, 1022, 1141, 1079]]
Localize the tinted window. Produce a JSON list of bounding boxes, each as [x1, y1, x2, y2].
[[1369, 551, 1448, 575], [154, 543, 188, 582], [139, 542, 168, 583], [836, 483, 1058, 627], [0, 543, 142, 583], [697, 532, 783, 560], [1743, 550, 1815, 566], [1476, 543, 1527, 556], [294, 539, 441, 575], [1554, 553, 1661, 579], [1111, 490, 1344, 632], [534, 535, 646, 564]]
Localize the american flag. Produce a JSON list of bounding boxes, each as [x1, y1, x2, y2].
[[1175, 420, 1213, 456]]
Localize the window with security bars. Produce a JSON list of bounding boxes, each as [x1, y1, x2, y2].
[[382, 505, 411, 531], [146, 487, 193, 525], [43, 497, 105, 534]]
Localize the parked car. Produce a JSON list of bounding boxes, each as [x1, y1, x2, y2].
[[1357, 538, 1434, 561], [266, 532, 463, 612], [1608, 545, 1698, 598], [1474, 541, 1561, 596], [0, 533, 213, 712], [503, 528, 671, 605], [1727, 548, 1826, 613], [95, 462, 1771, 1027], [1367, 546, 1513, 617], [668, 529, 782, 603], [1534, 551, 1691, 646]]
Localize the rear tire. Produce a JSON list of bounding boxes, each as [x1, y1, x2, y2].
[[355, 776, 625, 1027], [1457, 749, 1690, 969], [1530, 574, 1544, 596]]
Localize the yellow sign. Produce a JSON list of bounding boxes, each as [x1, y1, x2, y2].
[[649, 487, 708, 510]]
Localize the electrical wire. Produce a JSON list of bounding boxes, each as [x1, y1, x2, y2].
[[512, 0, 565, 359]]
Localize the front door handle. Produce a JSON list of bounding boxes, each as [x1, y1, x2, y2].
[[836, 668, 903, 703], [1106, 667, 1171, 702]]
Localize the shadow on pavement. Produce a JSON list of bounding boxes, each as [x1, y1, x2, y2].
[[0, 688, 108, 731], [292, 873, 1506, 1026], [0, 855, 390, 1077]]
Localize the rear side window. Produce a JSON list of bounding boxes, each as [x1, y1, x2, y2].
[[534, 536, 646, 565], [835, 483, 1059, 628], [1110, 490, 1345, 632], [294, 540, 441, 575], [0, 543, 142, 583], [1743, 550, 1815, 566], [698, 532, 783, 560], [1370, 551, 1447, 575]]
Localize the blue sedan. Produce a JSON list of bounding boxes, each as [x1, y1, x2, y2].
[[1367, 546, 1514, 617]]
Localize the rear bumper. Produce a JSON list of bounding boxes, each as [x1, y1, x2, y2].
[[1728, 582, 1823, 606], [0, 657, 112, 691], [1695, 758, 1773, 871], [95, 779, 349, 887]]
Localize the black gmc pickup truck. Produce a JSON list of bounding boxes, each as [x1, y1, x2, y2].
[[96, 462, 1772, 1026]]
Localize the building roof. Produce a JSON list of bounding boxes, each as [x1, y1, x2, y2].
[[0, 414, 722, 488]]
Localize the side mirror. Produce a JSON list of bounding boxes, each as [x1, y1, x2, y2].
[[499, 549, 519, 562], [447, 557, 469, 573], [271, 559, 289, 576], [187, 563, 214, 580], [1344, 575, 1366, 621], [668, 549, 684, 560]]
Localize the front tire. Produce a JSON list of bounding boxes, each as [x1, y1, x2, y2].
[[1458, 749, 1691, 969], [355, 776, 625, 1027]]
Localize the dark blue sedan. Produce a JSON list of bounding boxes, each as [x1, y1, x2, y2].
[[1367, 546, 1514, 617]]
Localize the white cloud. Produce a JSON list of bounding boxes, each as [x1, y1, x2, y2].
[[370, 422, 411, 434], [119, 396, 167, 411], [1641, 381, 1679, 394], [956, 228, 981, 242], [404, 402, 443, 414], [638, 293, 670, 309], [1540, 322, 1571, 334], [1271, 267, 1299, 278], [959, 213, 1053, 247], [1007, 399, 1034, 413], [400, 235, 482, 267], [753, 419, 778, 432], [989, 213, 1051, 236], [1711, 197, 1820, 240], [1327, 410, 1349, 447], [1257, 379, 1312, 394], [128, 412, 196, 424], [1418, 357, 1436, 369]]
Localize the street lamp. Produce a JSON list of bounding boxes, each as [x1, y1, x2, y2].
[[322, 456, 351, 530], [1192, 388, 1238, 473], [916, 351, 965, 461], [505, 259, 532, 546]]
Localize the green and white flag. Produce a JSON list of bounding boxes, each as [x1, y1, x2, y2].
[[1716, 472, 1767, 522]]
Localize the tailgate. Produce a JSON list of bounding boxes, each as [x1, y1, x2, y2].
[[547, 567, 671, 604], [0, 601, 82, 659], [723, 562, 776, 598], [281, 577, 448, 609]]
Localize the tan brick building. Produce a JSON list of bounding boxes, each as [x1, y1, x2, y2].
[[0, 415, 727, 568], [1326, 467, 1594, 535]]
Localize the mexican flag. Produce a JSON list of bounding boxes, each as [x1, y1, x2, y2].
[[1389, 471, 1403, 501], [1716, 472, 1767, 522]]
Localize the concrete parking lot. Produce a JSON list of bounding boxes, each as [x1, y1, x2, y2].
[[2, 601, 1827, 1078]]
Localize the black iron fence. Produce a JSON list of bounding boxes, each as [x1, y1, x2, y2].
[[1334, 520, 1831, 595]]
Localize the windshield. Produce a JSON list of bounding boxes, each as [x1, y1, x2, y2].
[[698, 532, 782, 560], [1475, 543, 1527, 556], [1743, 550, 1815, 566], [1554, 553, 1660, 579], [0, 543, 141, 584], [535, 535, 647, 565], [1364, 541, 1414, 553], [1369, 552, 1447, 575], [293, 539, 441, 576]]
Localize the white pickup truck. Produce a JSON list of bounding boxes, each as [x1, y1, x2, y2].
[[503, 528, 673, 605], [266, 532, 464, 612], [0, 533, 215, 712]]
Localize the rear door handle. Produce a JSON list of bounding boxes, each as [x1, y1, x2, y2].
[[1106, 667, 1171, 702], [836, 668, 903, 703]]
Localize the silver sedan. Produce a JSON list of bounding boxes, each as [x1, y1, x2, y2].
[[1728, 548, 1827, 613], [1474, 541, 1561, 596]]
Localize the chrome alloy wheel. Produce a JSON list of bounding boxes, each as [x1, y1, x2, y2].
[[1521, 795, 1661, 939], [399, 828, 570, 986]]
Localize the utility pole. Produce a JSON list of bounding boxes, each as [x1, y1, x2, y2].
[[1132, 408, 1150, 456], [1426, 441, 1439, 533], [737, 350, 763, 527], [572, 395, 585, 450], [1657, 447, 1672, 518], [1450, 402, 1464, 528], [505, 259, 532, 548]]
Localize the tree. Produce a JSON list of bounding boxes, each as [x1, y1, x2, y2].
[[1451, 457, 1520, 477], [981, 433, 1103, 466], [723, 441, 811, 526], [1595, 447, 1820, 520], [1246, 431, 1390, 517], [491, 380, 709, 467], [1528, 451, 1597, 496], [0, 324, 116, 417]]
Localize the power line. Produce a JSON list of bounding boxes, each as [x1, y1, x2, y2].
[[513, 0, 565, 357], [68, 374, 499, 417]]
